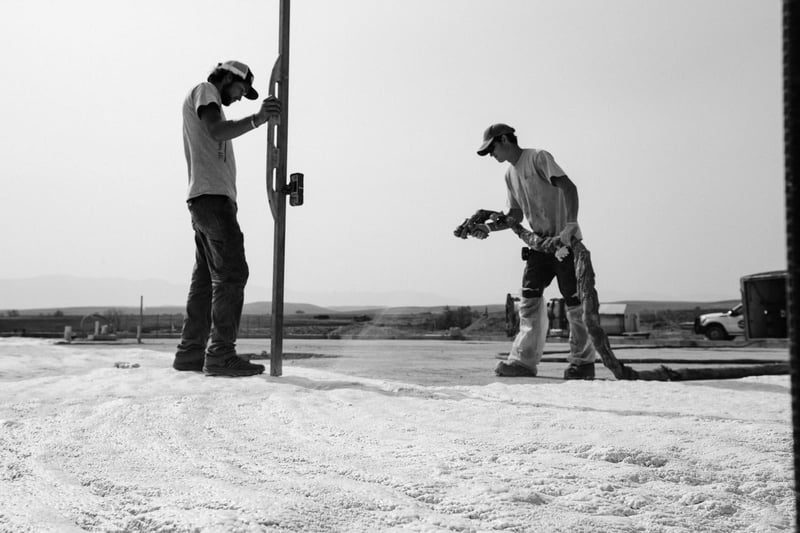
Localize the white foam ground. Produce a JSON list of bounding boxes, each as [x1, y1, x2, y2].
[[0, 338, 793, 532]]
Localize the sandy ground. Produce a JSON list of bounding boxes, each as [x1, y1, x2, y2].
[[0, 337, 794, 532]]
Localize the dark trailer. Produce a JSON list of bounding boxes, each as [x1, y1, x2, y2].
[[741, 270, 788, 340]]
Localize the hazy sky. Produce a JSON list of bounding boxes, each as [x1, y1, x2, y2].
[[0, 0, 785, 307]]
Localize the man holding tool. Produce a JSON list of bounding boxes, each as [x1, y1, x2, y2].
[[457, 123, 597, 379], [173, 60, 281, 377]]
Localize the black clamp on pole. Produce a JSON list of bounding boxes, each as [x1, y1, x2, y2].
[[286, 173, 304, 206]]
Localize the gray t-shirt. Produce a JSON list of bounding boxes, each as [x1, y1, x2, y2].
[[505, 148, 568, 236], [182, 82, 237, 201]]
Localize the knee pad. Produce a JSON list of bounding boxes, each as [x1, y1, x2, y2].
[[566, 303, 583, 318], [521, 288, 543, 299]]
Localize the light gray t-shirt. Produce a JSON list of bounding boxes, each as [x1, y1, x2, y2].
[[182, 82, 237, 201], [504, 148, 568, 236]]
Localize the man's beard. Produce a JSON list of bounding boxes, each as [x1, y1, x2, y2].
[[220, 83, 235, 106]]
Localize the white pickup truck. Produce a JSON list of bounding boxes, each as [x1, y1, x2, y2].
[[693, 303, 745, 340]]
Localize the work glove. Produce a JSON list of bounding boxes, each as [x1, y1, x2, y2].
[[559, 222, 582, 246], [469, 224, 491, 240], [520, 231, 546, 250]]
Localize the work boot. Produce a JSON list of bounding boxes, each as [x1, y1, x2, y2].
[[173, 359, 204, 372], [563, 363, 595, 380], [203, 355, 265, 377], [173, 353, 205, 372], [495, 361, 537, 377]]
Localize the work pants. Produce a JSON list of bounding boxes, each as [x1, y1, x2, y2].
[[507, 248, 596, 370], [175, 195, 249, 364]]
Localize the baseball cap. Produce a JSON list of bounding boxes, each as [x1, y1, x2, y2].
[[217, 60, 259, 100], [477, 123, 515, 156]]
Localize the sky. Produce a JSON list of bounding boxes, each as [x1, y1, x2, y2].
[[0, 337, 793, 530], [0, 0, 786, 308]]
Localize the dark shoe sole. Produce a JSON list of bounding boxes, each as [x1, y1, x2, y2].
[[173, 361, 204, 372], [495, 361, 537, 377], [203, 368, 264, 377], [563, 364, 595, 380], [203, 364, 265, 377]]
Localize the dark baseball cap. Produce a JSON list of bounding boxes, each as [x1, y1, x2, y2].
[[477, 123, 515, 156], [217, 60, 259, 100]]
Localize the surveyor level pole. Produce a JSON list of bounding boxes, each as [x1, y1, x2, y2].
[[266, 0, 291, 377]]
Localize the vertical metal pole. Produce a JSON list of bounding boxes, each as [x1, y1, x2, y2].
[[138, 295, 143, 343], [267, 0, 291, 376], [784, 0, 799, 526], [271, 199, 286, 377]]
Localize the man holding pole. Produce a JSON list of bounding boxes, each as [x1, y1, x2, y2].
[[468, 123, 597, 380], [173, 60, 281, 377]]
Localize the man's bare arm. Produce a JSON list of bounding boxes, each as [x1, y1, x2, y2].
[[549, 175, 583, 249], [199, 97, 281, 142], [199, 104, 255, 141], [549, 175, 579, 222]]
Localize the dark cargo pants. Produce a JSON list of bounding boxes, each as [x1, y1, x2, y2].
[[175, 195, 249, 365]]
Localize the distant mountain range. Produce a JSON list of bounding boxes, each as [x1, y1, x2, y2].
[[0, 275, 740, 316], [0, 276, 479, 314], [0, 301, 509, 317], [2, 302, 354, 317]]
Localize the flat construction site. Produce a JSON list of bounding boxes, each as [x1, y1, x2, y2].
[[134, 337, 789, 385]]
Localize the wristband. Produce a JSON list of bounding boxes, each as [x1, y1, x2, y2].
[[250, 116, 257, 129]]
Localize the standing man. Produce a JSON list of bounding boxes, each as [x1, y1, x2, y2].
[[173, 60, 281, 377], [470, 123, 597, 380]]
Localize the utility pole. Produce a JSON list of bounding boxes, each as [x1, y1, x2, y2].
[[266, 0, 303, 377]]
